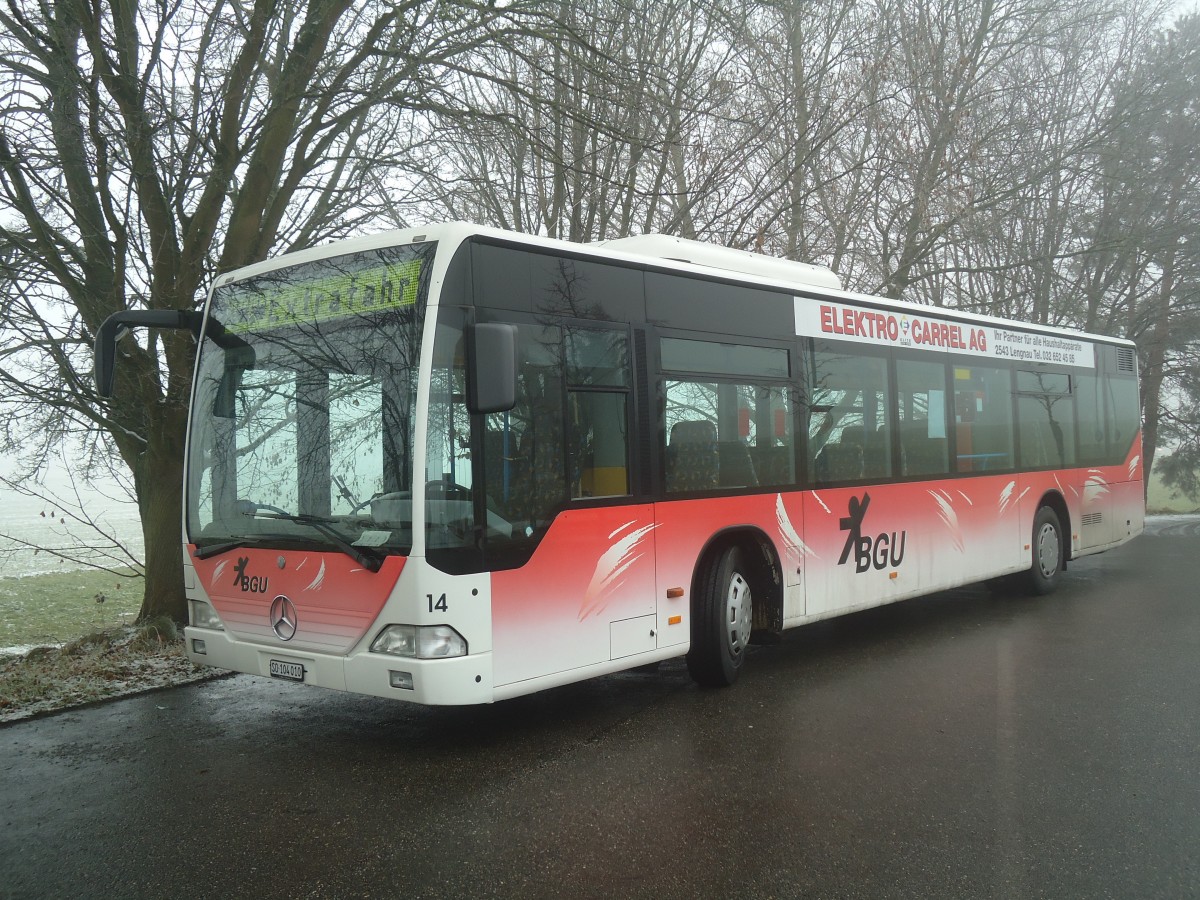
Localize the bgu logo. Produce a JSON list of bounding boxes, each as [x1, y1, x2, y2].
[[837, 493, 906, 573], [232, 556, 269, 593]]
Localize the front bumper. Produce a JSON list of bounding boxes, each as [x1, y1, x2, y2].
[[184, 626, 494, 705]]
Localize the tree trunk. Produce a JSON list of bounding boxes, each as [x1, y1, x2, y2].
[[133, 404, 189, 623], [1140, 249, 1175, 500]]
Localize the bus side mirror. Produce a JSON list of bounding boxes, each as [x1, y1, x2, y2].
[[468, 323, 517, 414], [95, 309, 253, 401], [94, 310, 205, 398]]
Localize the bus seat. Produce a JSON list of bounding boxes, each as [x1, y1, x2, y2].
[[839, 428, 865, 449], [902, 429, 947, 476], [751, 446, 794, 485], [841, 426, 889, 477], [814, 442, 863, 483], [718, 441, 758, 487], [667, 420, 719, 492], [861, 440, 890, 478]]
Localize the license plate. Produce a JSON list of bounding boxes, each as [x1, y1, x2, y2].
[[269, 659, 305, 682]]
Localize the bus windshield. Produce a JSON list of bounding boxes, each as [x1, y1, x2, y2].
[[186, 242, 435, 560]]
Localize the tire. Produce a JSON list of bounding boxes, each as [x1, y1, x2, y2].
[[1027, 506, 1064, 595], [686, 545, 753, 687]]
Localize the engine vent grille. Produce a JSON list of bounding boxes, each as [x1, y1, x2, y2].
[[1116, 347, 1135, 373], [1082, 513, 1104, 527]]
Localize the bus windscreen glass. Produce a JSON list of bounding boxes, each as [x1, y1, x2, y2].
[[186, 242, 435, 559]]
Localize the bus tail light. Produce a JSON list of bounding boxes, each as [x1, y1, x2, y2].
[[370, 624, 467, 659]]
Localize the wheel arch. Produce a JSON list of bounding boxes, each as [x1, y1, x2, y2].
[[690, 526, 784, 638], [1035, 489, 1072, 565]]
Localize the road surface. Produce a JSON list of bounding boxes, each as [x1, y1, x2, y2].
[[2, 519, 1198, 898]]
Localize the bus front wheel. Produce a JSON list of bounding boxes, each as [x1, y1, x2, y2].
[[687, 545, 753, 687], [1028, 506, 1064, 595]]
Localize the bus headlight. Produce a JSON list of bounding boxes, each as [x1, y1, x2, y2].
[[370, 624, 467, 659], [190, 600, 224, 631]]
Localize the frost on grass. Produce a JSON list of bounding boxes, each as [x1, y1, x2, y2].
[[0, 623, 219, 723]]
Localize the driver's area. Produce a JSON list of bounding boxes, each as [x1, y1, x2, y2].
[[424, 304, 632, 574]]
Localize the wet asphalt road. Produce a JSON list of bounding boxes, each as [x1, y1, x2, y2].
[[3, 520, 1199, 900]]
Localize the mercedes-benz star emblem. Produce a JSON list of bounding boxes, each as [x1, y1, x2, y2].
[[270, 595, 298, 641]]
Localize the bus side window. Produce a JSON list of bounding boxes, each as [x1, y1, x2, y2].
[[565, 327, 631, 498], [896, 358, 949, 477], [1017, 371, 1076, 468], [1105, 374, 1139, 463], [1074, 371, 1106, 466], [477, 323, 568, 554], [952, 364, 1014, 473], [570, 391, 630, 497], [664, 380, 792, 491], [808, 346, 890, 485]]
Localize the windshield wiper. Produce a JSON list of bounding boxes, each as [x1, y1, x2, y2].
[[193, 534, 279, 560], [254, 511, 385, 572]]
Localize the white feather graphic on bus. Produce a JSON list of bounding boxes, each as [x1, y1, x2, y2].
[[1085, 470, 1110, 501], [998, 481, 1017, 515], [578, 521, 658, 620], [776, 494, 816, 559], [304, 559, 326, 592], [930, 490, 964, 552]]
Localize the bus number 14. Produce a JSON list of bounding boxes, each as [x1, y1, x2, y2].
[[427, 593, 448, 613]]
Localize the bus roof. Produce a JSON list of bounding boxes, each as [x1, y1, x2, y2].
[[593, 233, 842, 291], [214, 222, 1134, 349]]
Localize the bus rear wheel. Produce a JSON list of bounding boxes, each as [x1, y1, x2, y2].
[[1028, 506, 1064, 595], [687, 545, 753, 687]]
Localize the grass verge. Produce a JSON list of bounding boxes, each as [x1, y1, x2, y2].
[[0, 620, 216, 723], [0, 569, 141, 650]]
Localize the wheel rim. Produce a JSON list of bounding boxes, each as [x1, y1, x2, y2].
[[725, 571, 752, 658], [1036, 521, 1060, 578]]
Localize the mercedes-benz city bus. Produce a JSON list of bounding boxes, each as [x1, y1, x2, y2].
[[94, 223, 1144, 704]]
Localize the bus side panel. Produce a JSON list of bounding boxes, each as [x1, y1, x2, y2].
[[1017, 441, 1143, 563], [1074, 437, 1145, 551], [1017, 470, 1084, 558], [801, 475, 1023, 619], [653, 478, 1025, 633], [651, 493, 803, 640], [491, 504, 657, 688], [1109, 436, 1146, 543]]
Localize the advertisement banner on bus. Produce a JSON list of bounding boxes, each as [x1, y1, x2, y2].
[[795, 297, 1095, 368]]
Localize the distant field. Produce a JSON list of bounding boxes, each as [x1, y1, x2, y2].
[[0, 569, 141, 651], [1147, 470, 1199, 514]]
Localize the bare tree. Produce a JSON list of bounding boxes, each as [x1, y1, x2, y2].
[[721, 0, 884, 271], [0, 0, 549, 622], [405, 0, 749, 243], [1106, 13, 1200, 487]]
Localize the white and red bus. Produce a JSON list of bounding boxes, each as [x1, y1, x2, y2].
[[95, 223, 1144, 702]]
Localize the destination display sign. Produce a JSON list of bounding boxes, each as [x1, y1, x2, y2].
[[219, 257, 425, 333], [794, 297, 1095, 368]]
